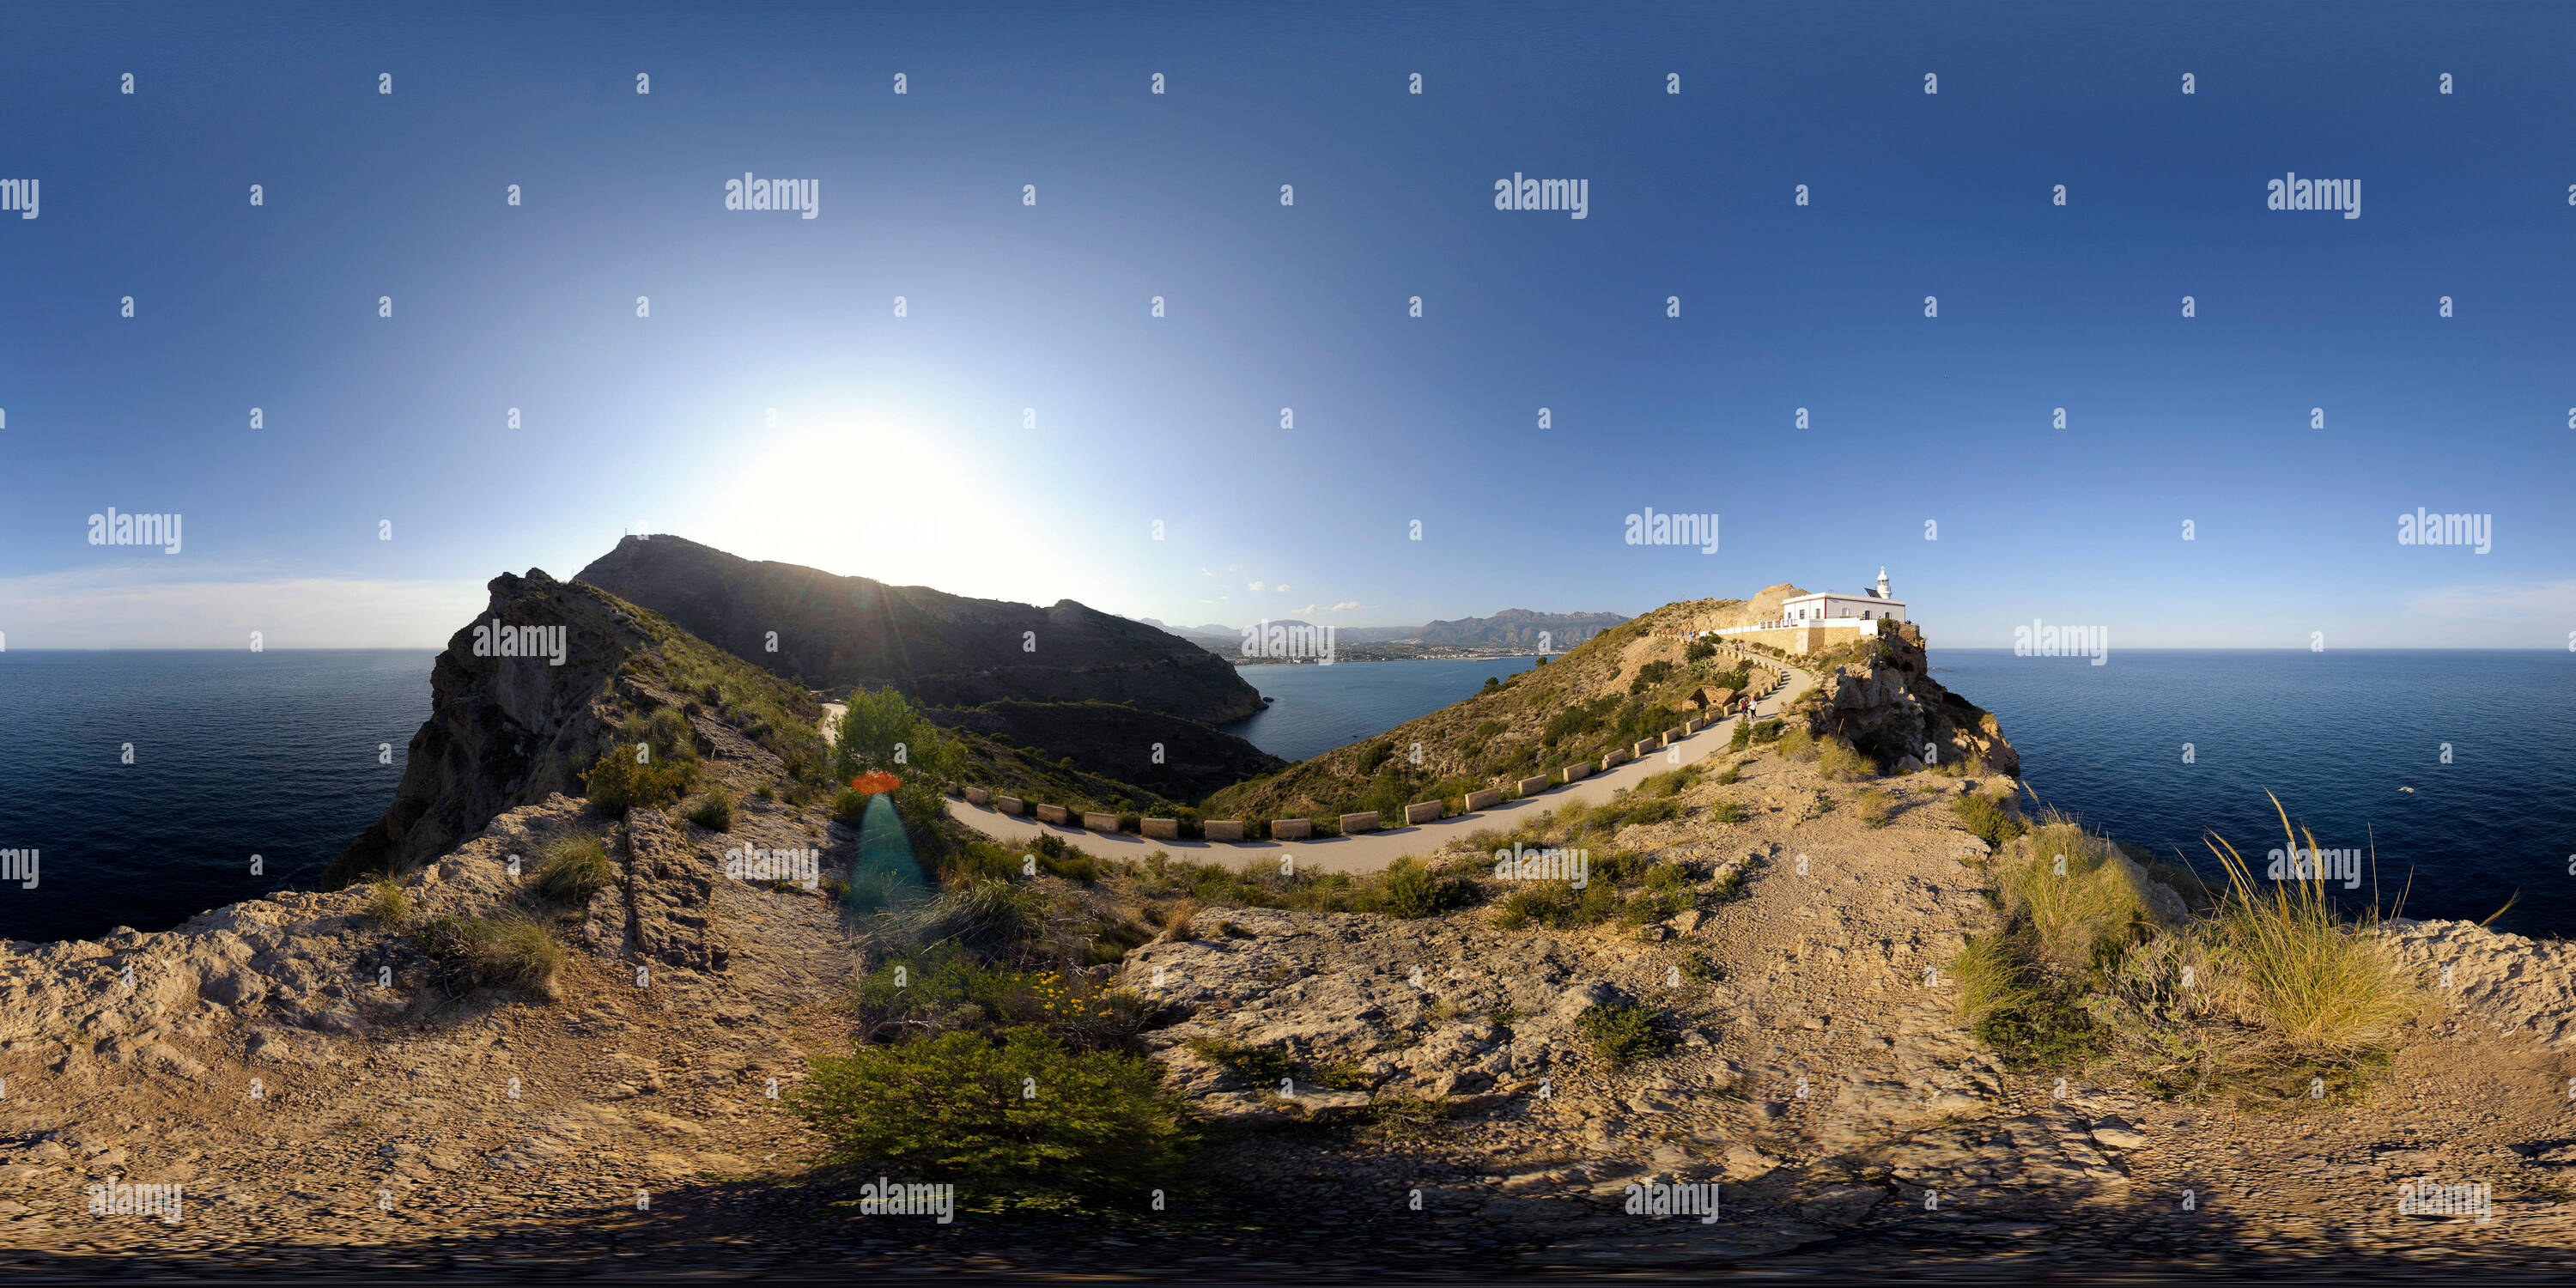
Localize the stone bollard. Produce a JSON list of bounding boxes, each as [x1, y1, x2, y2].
[[1403, 801, 1441, 825], [1202, 819, 1246, 841], [996, 796, 1025, 815], [1562, 762, 1591, 784], [1631, 739, 1658, 759], [1036, 804, 1071, 824], [1271, 818, 1313, 840], [1340, 811, 1382, 834], [1464, 787, 1502, 811], [1081, 811, 1119, 832], [1516, 775, 1551, 797], [1602, 749, 1631, 770], [964, 787, 991, 805], [1140, 817, 1181, 840]]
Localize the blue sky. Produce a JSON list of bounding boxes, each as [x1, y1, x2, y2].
[[2, 1, 2570, 649]]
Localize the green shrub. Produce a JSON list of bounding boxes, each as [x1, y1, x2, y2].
[[362, 877, 408, 927], [1728, 720, 1752, 751], [1577, 1002, 1668, 1068], [581, 747, 700, 817], [2203, 799, 2421, 1058], [412, 913, 563, 992], [1364, 857, 1478, 919], [1183, 1035, 1295, 1086], [791, 1026, 1191, 1213], [1711, 801, 1746, 824], [1953, 793, 2026, 850], [1628, 660, 1675, 694], [1749, 719, 1784, 744], [1714, 763, 1741, 786], [1621, 797, 1680, 826], [1953, 932, 2104, 1072], [1684, 638, 1716, 663], [685, 786, 736, 832], [1355, 742, 1394, 775], [848, 945, 1155, 1050], [531, 835, 616, 905]]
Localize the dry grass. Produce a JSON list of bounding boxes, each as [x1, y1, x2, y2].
[[1814, 737, 1874, 781], [2000, 816, 2159, 976], [362, 877, 408, 927], [531, 834, 617, 905], [1854, 789, 1893, 828], [2203, 794, 2422, 1058]]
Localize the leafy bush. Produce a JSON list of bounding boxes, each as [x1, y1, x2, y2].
[[848, 945, 1156, 1050], [1684, 638, 1716, 663], [412, 913, 563, 992], [835, 685, 951, 781], [790, 1026, 1191, 1213], [361, 877, 408, 927], [1953, 793, 2026, 849], [1628, 659, 1676, 694], [1714, 763, 1741, 786], [685, 786, 736, 832], [1728, 720, 1752, 751], [1355, 742, 1394, 775], [1953, 932, 2105, 1071], [1749, 719, 1784, 744], [1183, 1035, 1295, 1086], [581, 747, 700, 817], [1710, 801, 1746, 823], [531, 834, 616, 905], [1363, 857, 1479, 919], [1577, 1001, 1668, 1068]]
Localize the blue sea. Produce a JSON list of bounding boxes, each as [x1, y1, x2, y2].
[[3, 648, 2569, 944], [1930, 650, 2576, 939], [1221, 656, 1543, 764], [0, 650, 434, 945]]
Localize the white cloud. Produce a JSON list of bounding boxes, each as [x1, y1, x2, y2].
[[1277, 584, 1290, 593], [0, 564, 483, 648], [1248, 580, 1265, 592]]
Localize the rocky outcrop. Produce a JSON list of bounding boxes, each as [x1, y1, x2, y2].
[[325, 569, 654, 886], [1795, 625, 2020, 777], [574, 535, 1267, 724]]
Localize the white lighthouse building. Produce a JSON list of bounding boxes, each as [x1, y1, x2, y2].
[[1776, 567, 1907, 626]]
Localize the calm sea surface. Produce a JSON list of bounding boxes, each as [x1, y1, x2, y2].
[[0, 650, 433, 944], [1222, 656, 1542, 765], [4, 648, 2568, 943], [1929, 650, 2576, 939]]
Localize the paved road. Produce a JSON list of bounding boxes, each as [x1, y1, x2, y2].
[[892, 651, 1816, 875]]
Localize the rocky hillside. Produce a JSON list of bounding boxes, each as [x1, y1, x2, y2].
[[1203, 589, 2000, 824], [576, 536, 1266, 725], [928, 700, 1285, 805], [325, 568, 826, 887]]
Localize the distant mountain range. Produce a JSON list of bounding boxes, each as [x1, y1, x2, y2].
[[1136, 610, 1629, 654]]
